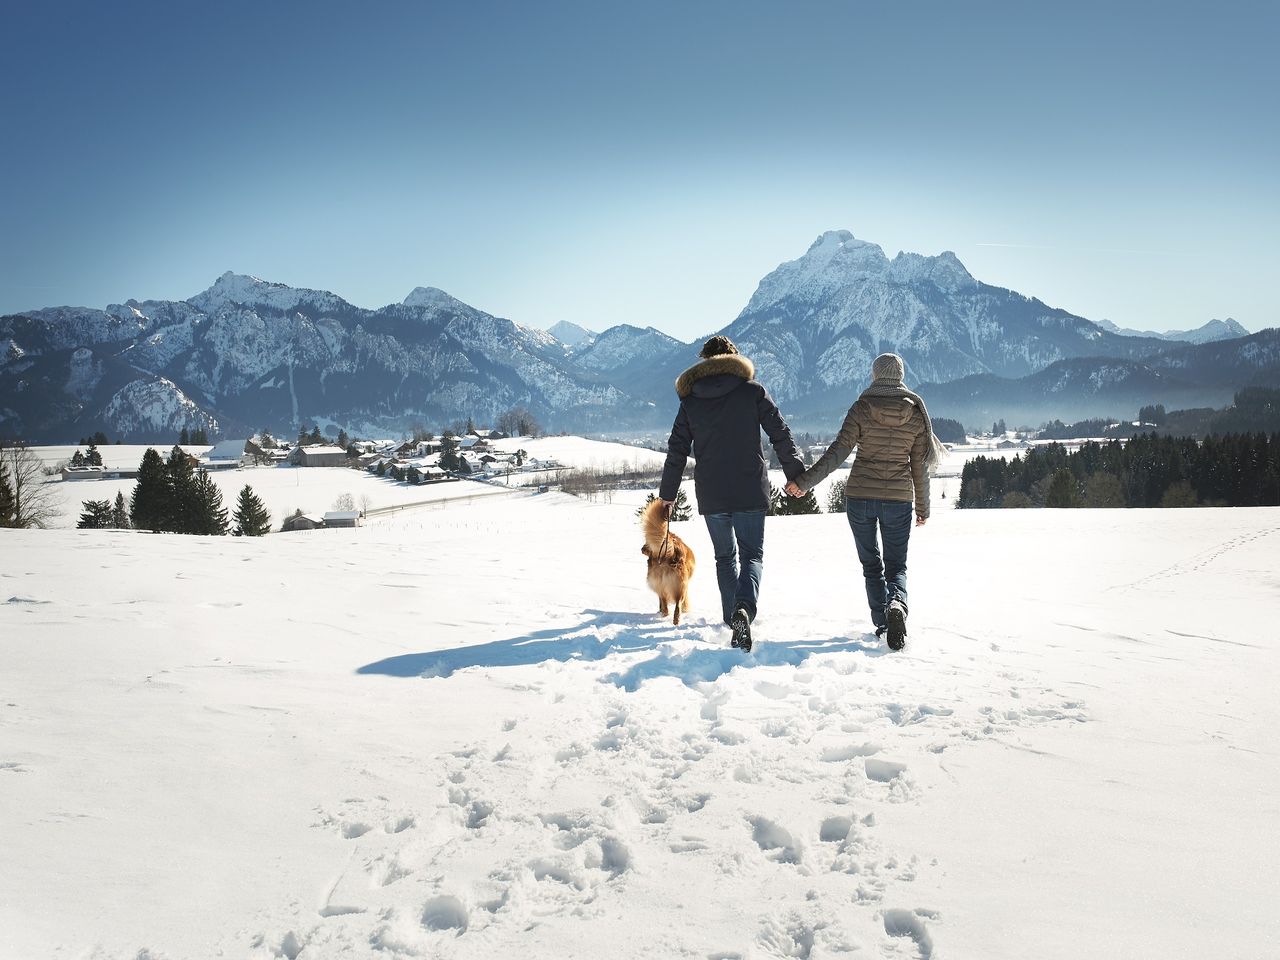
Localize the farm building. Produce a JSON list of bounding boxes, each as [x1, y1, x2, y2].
[[323, 511, 361, 528], [291, 446, 347, 467], [281, 513, 325, 533]]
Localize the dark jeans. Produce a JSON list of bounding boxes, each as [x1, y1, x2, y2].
[[846, 497, 912, 630], [703, 509, 766, 624]]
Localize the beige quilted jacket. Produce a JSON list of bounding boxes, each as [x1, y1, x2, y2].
[[798, 395, 931, 518]]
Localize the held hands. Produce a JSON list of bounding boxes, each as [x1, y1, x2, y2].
[[784, 481, 806, 498]]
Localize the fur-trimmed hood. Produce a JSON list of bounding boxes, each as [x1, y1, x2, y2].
[[675, 354, 756, 399]]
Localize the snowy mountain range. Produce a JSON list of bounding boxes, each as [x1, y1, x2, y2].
[[0, 233, 1269, 441], [0, 273, 630, 441], [922, 327, 1280, 425], [1095, 317, 1250, 344]]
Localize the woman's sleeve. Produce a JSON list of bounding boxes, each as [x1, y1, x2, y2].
[[798, 403, 860, 490], [910, 416, 930, 518]]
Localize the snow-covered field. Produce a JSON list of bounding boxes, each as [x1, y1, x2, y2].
[[31, 452, 516, 531], [31, 436, 993, 530], [3, 495, 1277, 959]]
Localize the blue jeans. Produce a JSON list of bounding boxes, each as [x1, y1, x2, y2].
[[703, 509, 766, 625], [846, 498, 912, 631]]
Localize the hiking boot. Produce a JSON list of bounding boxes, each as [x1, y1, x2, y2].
[[885, 601, 907, 651], [730, 607, 753, 652]]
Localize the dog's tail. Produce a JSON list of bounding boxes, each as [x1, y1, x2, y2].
[[641, 498, 671, 553]]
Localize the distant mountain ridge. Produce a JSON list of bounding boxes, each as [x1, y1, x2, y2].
[[1095, 317, 1250, 344], [0, 273, 631, 441], [923, 328, 1280, 425], [0, 235, 1266, 441]]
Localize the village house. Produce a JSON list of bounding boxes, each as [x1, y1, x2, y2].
[[60, 465, 106, 481], [291, 445, 347, 467], [323, 510, 361, 528], [281, 513, 325, 532]]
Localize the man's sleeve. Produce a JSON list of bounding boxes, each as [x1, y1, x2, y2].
[[910, 415, 930, 519], [798, 403, 860, 490], [756, 388, 805, 482], [659, 405, 692, 501]]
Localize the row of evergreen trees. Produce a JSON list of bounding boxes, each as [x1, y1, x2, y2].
[[177, 426, 210, 445], [957, 433, 1280, 509], [77, 447, 272, 535], [78, 493, 131, 529], [69, 443, 104, 468]]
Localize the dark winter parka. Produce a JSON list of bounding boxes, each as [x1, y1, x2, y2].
[[658, 354, 805, 515]]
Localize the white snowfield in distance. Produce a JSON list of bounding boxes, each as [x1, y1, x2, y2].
[[3, 496, 1277, 959], [30, 434, 1011, 529], [29, 436, 664, 530]]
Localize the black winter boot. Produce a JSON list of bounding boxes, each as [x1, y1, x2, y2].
[[730, 607, 753, 652], [885, 600, 907, 652]]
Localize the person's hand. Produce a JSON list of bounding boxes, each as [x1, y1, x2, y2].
[[785, 481, 806, 497], [660, 499, 674, 519], [916, 514, 927, 527]]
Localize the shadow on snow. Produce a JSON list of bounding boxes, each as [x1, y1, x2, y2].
[[355, 608, 885, 691]]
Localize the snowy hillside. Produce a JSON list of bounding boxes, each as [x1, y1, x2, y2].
[[3, 498, 1277, 959]]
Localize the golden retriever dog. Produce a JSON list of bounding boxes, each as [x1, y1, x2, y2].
[[640, 498, 696, 624]]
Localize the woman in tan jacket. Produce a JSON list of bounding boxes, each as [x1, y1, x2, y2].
[[785, 353, 942, 651]]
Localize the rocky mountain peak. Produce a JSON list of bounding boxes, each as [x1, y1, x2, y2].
[[188, 271, 341, 316], [402, 286, 460, 310]]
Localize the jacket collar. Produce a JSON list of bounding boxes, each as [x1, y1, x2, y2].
[[675, 354, 755, 398]]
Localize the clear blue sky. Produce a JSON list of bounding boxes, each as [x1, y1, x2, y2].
[[2, 0, 1275, 339]]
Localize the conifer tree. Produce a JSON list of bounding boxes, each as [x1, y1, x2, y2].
[[337, 429, 349, 451], [130, 448, 170, 532], [773, 484, 821, 515], [192, 427, 208, 445], [71, 449, 85, 467], [111, 491, 130, 529], [233, 485, 271, 536], [635, 489, 692, 521], [191, 470, 229, 535], [78, 499, 113, 529], [85, 442, 103, 467], [0, 461, 14, 527], [826, 478, 848, 513], [1045, 468, 1080, 508], [439, 435, 460, 472], [166, 446, 198, 534], [179, 427, 190, 445]]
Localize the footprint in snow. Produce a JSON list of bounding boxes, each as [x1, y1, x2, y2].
[[421, 894, 469, 934], [748, 815, 803, 865], [882, 908, 938, 959]]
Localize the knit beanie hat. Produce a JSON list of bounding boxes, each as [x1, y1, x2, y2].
[[700, 335, 739, 359], [872, 353, 905, 383]]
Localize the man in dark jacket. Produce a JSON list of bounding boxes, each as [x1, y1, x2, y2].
[[659, 336, 805, 651]]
